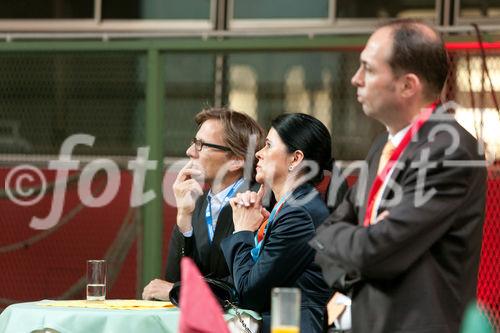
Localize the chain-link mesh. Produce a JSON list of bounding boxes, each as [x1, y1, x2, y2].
[[0, 52, 144, 155], [0, 42, 498, 331], [477, 166, 500, 329], [0, 52, 145, 309], [447, 46, 500, 329]]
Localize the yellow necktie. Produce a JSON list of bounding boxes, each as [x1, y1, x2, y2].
[[377, 140, 396, 175], [370, 140, 396, 225]]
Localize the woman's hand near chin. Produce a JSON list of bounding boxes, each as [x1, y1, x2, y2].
[[230, 185, 270, 232]]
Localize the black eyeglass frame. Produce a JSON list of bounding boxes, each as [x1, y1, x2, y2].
[[191, 137, 232, 152]]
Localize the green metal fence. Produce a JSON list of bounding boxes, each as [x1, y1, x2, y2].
[[1, 32, 499, 289]]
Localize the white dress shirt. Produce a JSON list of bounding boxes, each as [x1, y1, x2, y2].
[[182, 179, 242, 237]]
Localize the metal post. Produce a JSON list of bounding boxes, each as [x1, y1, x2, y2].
[[142, 48, 165, 288]]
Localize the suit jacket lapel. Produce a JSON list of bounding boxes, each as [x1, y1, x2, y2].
[[259, 184, 313, 254], [209, 179, 252, 272], [376, 120, 432, 212], [359, 136, 386, 224], [211, 204, 233, 247], [211, 179, 251, 246], [208, 204, 233, 273], [194, 192, 210, 265]]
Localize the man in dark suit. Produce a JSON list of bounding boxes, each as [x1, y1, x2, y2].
[[142, 107, 264, 300], [310, 19, 487, 333]]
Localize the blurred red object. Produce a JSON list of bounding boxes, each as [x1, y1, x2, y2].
[[179, 257, 230, 333]]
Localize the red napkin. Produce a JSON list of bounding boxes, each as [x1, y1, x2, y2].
[[179, 257, 230, 333]]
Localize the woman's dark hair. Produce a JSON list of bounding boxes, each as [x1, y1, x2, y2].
[[271, 113, 333, 185]]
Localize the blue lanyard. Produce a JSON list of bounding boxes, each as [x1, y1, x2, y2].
[[250, 191, 292, 262], [205, 178, 244, 243]]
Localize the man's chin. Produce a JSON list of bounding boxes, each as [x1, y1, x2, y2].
[[361, 105, 370, 114], [255, 173, 265, 184], [362, 106, 377, 118]]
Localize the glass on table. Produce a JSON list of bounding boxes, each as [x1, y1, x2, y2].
[[86, 259, 106, 301], [271, 287, 301, 333]]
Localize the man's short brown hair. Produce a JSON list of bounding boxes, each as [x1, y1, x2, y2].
[[195, 107, 265, 174], [379, 19, 449, 99]]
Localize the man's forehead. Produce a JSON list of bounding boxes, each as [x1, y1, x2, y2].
[[198, 118, 222, 130], [361, 27, 393, 63], [196, 119, 224, 140]]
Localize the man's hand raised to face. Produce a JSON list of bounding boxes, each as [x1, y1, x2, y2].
[[173, 161, 204, 233]]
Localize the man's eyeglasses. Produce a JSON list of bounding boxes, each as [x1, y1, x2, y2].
[[191, 138, 232, 152]]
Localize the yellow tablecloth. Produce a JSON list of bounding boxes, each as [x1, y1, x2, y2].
[[39, 299, 174, 310]]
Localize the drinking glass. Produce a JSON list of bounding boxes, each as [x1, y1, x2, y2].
[[271, 287, 301, 333], [86, 259, 106, 301]]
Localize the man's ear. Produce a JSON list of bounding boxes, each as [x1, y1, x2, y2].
[[228, 156, 245, 172], [400, 73, 421, 98]]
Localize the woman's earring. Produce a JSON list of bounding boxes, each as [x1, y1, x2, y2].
[[288, 165, 293, 172]]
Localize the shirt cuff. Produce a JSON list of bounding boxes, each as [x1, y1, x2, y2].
[[333, 294, 352, 330], [182, 229, 193, 237]]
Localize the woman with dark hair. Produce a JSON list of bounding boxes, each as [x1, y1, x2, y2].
[[220, 113, 334, 333]]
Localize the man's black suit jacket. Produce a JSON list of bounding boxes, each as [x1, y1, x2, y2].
[[165, 180, 256, 282], [311, 114, 487, 333]]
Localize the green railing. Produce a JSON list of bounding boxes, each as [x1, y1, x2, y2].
[[1, 31, 498, 289]]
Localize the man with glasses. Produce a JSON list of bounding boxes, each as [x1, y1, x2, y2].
[[142, 107, 264, 301]]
